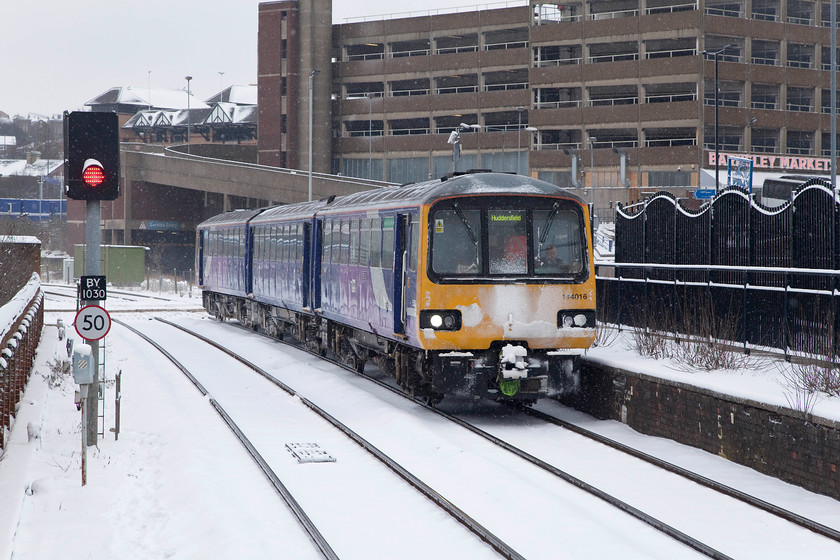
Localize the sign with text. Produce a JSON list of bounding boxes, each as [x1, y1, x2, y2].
[[708, 151, 831, 172], [74, 305, 111, 342], [79, 275, 107, 301]]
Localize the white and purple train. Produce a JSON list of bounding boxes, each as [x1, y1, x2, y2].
[[196, 171, 596, 404]]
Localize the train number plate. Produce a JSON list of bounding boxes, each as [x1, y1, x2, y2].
[[285, 442, 337, 463]]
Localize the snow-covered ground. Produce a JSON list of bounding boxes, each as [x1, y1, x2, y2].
[[0, 285, 838, 559]]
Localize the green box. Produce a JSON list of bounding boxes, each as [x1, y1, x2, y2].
[[74, 245, 147, 286]]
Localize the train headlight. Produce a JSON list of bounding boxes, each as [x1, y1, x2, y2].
[[558, 310, 596, 329], [420, 310, 462, 331]]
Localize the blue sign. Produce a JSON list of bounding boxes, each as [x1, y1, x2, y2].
[[694, 189, 716, 199], [728, 156, 753, 192]]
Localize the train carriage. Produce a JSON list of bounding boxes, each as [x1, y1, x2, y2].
[[197, 171, 596, 404]]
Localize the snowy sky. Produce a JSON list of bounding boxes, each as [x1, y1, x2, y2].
[[0, 0, 509, 117]]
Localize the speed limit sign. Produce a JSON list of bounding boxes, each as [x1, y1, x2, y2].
[[74, 305, 112, 341]]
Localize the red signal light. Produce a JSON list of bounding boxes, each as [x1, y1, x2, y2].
[[82, 159, 105, 187]]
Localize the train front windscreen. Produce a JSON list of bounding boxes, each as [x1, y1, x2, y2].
[[429, 196, 587, 282]]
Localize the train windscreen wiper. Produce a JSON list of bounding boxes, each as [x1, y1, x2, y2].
[[538, 202, 560, 244], [453, 203, 477, 246]]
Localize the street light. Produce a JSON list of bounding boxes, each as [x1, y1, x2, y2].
[[588, 136, 597, 206], [701, 44, 735, 192], [308, 69, 320, 202], [185, 76, 192, 154], [367, 92, 373, 180], [447, 123, 472, 173], [516, 106, 526, 174]]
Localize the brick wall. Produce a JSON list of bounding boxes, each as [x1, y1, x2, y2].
[[564, 360, 840, 501]]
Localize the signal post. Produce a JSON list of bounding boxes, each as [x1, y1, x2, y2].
[[64, 111, 120, 448]]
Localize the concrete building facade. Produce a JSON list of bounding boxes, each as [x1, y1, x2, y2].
[[258, 0, 840, 217]]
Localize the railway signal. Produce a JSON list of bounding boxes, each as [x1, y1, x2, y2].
[[64, 111, 121, 201]]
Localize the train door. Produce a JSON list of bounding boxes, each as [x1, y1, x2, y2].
[[393, 214, 409, 335], [311, 218, 322, 311], [301, 222, 311, 308], [196, 230, 206, 287]]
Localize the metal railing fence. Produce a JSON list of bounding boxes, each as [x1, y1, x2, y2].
[[602, 181, 840, 357]]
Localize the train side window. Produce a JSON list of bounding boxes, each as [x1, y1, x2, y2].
[[332, 220, 341, 264], [241, 228, 247, 259], [295, 223, 303, 264], [360, 218, 370, 265], [341, 220, 350, 265], [268, 226, 276, 261], [408, 217, 419, 271], [382, 216, 395, 269], [322, 221, 331, 264], [350, 219, 360, 265], [370, 218, 382, 268]]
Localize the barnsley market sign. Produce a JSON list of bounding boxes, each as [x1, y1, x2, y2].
[[708, 152, 832, 172]]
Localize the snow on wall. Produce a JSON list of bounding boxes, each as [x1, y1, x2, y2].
[[0, 273, 41, 342]]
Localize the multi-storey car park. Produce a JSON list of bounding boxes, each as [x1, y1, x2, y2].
[[258, 0, 840, 219]]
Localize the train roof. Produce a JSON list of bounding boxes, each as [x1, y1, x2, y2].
[[196, 208, 265, 229], [249, 172, 585, 224]]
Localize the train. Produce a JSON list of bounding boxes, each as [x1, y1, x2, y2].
[[196, 171, 597, 405]]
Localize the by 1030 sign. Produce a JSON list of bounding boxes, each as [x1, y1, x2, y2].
[[74, 305, 112, 342]]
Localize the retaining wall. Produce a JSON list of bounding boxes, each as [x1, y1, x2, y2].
[[567, 359, 840, 501]]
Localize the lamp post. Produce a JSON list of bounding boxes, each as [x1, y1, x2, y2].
[[447, 123, 471, 173], [516, 106, 526, 174], [832, 0, 838, 193], [367, 92, 373, 180], [185, 75, 192, 154], [308, 69, 320, 202], [701, 44, 735, 192], [588, 136, 597, 206]]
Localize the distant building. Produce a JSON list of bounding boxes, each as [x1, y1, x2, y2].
[[85, 85, 258, 146], [258, 0, 840, 216]]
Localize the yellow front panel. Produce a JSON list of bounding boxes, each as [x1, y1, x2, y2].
[[414, 210, 597, 351]]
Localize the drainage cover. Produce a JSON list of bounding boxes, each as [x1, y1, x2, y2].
[[285, 442, 337, 463]]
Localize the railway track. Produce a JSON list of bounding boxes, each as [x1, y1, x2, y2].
[[158, 314, 840, 559], [114, 317, 522, 560], [158, 317, 735, 558]]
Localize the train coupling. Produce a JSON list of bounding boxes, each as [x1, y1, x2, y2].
[[499, 344, 530, 379]]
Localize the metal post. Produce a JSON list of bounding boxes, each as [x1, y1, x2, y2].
[[516, 106, 525, 174], [308, 70, 319, 202], [589, 137, 597, 207], [832, 0, 837, 193], [368, 93, 373, 180], [185, 76, 192, 154], [714, 52, 720, 192], [84, 200, 100, 446], [702, 44, 734, 193]]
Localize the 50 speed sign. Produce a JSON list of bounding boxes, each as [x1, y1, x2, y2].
[[74, 305, 112, 341]]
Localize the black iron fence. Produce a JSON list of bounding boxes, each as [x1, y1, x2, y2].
[[598, 180, 840, 357]]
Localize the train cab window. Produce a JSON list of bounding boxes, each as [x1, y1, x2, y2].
[[382, 217, 395, 270], [488, 210, 527, 275], [360, 218, 371, 265], [370, 218, 382, 268], [431, 208, 483, 275], [350, 220, 360, 265]]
